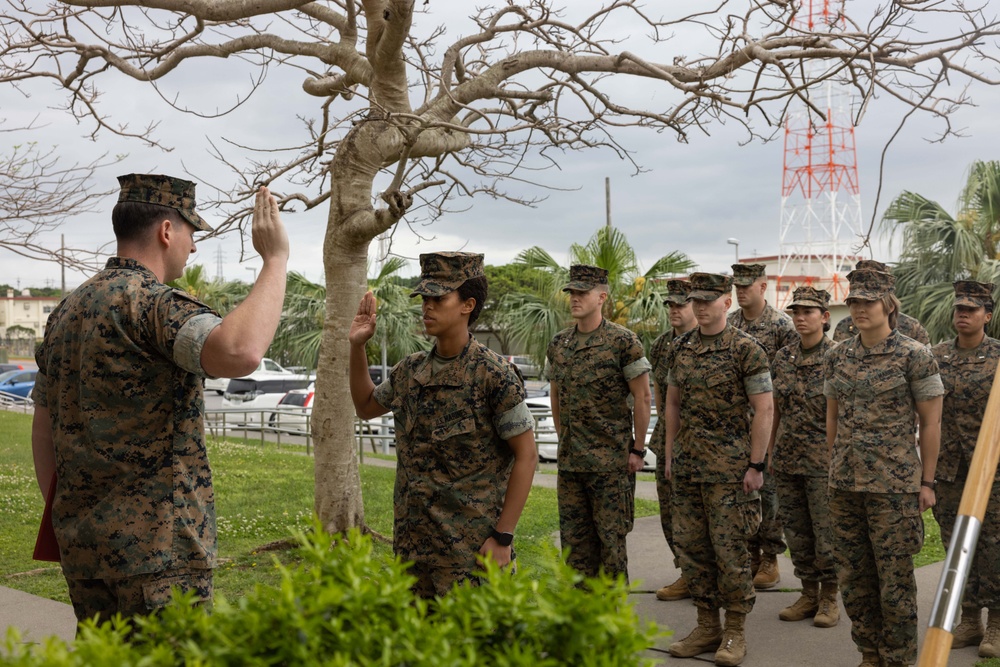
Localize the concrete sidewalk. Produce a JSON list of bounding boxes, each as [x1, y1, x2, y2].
[[1, 485, 987, 666]]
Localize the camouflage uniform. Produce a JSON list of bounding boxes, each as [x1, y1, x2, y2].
[[32, 175, 221, 625], [649, 279, 692, 569], [771, 289, 836, 586], [824, 269, 944, 665], [667, 274, 771, 614], [931, 281, 1000, 614], [832, 260, 929, 345], [548, 265, 651, 578], [729, 263, 798, 561], [372, 252, 533, 598]]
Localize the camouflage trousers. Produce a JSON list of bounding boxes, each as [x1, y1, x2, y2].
[[672, 479, 761, 614], [774, 471, 836, 583], [933, 458, 1000, 611], [748, 470, 786, 556], [829, 490, 923, 665], [654, 458, 679, 568], [65, 566, 213, 627], [557, 470, 634, 579]]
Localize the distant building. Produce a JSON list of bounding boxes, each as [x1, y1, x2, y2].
[[1, 289, 61, 340]]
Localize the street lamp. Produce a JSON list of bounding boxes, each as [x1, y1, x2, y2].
[[726, 238, 740, 263], [246, 266, 257, 281]]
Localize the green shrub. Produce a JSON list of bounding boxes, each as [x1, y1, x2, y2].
[[2, 525, 660, 666]]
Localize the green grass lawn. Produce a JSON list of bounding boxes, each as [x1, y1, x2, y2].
[[0, 410, 659, 605]]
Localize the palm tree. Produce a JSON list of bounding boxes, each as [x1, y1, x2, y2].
[[497, 226, 696, 364], [272, 258, 429, 370], [169, 264, 249, 315], [880, 160, 1000, 343]]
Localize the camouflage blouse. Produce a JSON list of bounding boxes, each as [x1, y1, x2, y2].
[[932, 336, 1000, 483], [771, 337, 836, 476], [648, 329, 676, 459], [33, 258, 221, 579], [373, 336, 532, 572], [546, 319, 651, 473], [824, 330, 944, 493], [667, 325, 772, 483], [728, 303, 799, 366]]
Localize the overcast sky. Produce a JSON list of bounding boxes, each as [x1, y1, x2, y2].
[[2, 1, 999, 291]]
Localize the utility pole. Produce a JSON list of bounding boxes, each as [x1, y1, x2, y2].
[[605, 177, 612, 228], [60, 234, 66, 295]]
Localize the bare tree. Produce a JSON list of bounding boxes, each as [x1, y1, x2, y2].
[[3, 0, 997, 534], [0, 124, 118, 271]]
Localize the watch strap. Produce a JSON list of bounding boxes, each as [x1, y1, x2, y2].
[[491, 529, 514, 547]]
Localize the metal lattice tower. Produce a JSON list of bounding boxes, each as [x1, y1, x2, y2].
[[776, 0, 864, 307]]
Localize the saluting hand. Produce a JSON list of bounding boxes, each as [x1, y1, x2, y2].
[[349, 290, 378, 346]]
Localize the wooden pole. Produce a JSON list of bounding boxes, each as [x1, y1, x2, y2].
[[918, 360, 1000, 666]]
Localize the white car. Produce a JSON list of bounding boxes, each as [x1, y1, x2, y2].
[[204, 358, 294, 395], [220, 375, 312, 424], [268, 383, 395, 442], [528, 394, 658, 471]]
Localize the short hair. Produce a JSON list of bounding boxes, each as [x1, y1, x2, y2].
[[112, 201, 183, 243], [879, 293, 901, 330], [457, 275, 488, 327]]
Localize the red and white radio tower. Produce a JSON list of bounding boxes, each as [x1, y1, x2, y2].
[[776, 0, 863, 307]]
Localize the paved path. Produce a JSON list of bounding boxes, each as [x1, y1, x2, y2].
[[1, 469, 986, 666]]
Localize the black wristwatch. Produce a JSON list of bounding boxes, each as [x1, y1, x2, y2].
[[630, 447, 648, 458], [491, 529, 514, 547], [921, 479, 937, 490], [747, 460, 766, 473]]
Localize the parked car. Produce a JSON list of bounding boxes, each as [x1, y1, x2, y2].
[[0, 369, 37, 401], [268, 383, 395, 440], [220, 375, 312, 424], [0, 363, 26, 373], [204, 357, 295, 395], [506, 355, 541, 379], [529, 394, 657, 471]]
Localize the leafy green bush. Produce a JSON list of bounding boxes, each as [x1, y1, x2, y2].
[[2, 526, 660, 666]]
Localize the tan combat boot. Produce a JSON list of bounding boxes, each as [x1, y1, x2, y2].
[[656, 575, 691, 601], [980, 608, 1000, 658], [669, 606, 723, 658], [714, 610, 748, 666], [753, 553, 780, 589], [857, 650, 880, 667], [779, 580, 818, 622], [952, 605, 983, 648], [813, 581, 840, 628]]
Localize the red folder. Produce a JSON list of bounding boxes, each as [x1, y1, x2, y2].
[[33, 473, 60, 562]]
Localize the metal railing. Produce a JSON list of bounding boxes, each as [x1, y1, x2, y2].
[[0, 389, 32, 413]]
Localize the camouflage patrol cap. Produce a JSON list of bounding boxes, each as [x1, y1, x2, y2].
[[116, 173, 213, 232], [562, 264, 609, 292], [689, 272, 733, 301], [731, 263, 767, 286], [954, 280, 995, 309], [663, 279, 692, 305], [855, 259, 890, 273], [786, 286, 831, 310], [845, 269, 895, 301], [410, 252, 485, 297]]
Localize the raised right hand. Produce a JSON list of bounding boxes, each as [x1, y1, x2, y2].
[[251, 186, 290, 264], [349, 290, 378, 346]]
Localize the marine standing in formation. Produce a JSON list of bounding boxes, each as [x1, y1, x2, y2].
[[650, 278, 698, 601], [664, 272, 772, 667], [727, 263, 798, 589], [547, 264, 651, 579], [31, 174, 290, 625], [931, 280, 1000, 658], [768, 286, 839, 628], [825, 268, 943, 667], [833, 260, 930, 345], [348, 252, 537, 597]]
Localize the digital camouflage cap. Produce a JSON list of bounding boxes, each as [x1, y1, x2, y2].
[[855, 259, 890, 273], [663, 278, 692, 305], [116, 173, 213, 232], [731, 263, 767, 286], [846, 269, 895, 301], [953, 280, 995, 309], [689, 272, 733, 301], [562, 264, 609, 292], [410, 252, 485, 297], [786, 286, 831, 310]]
